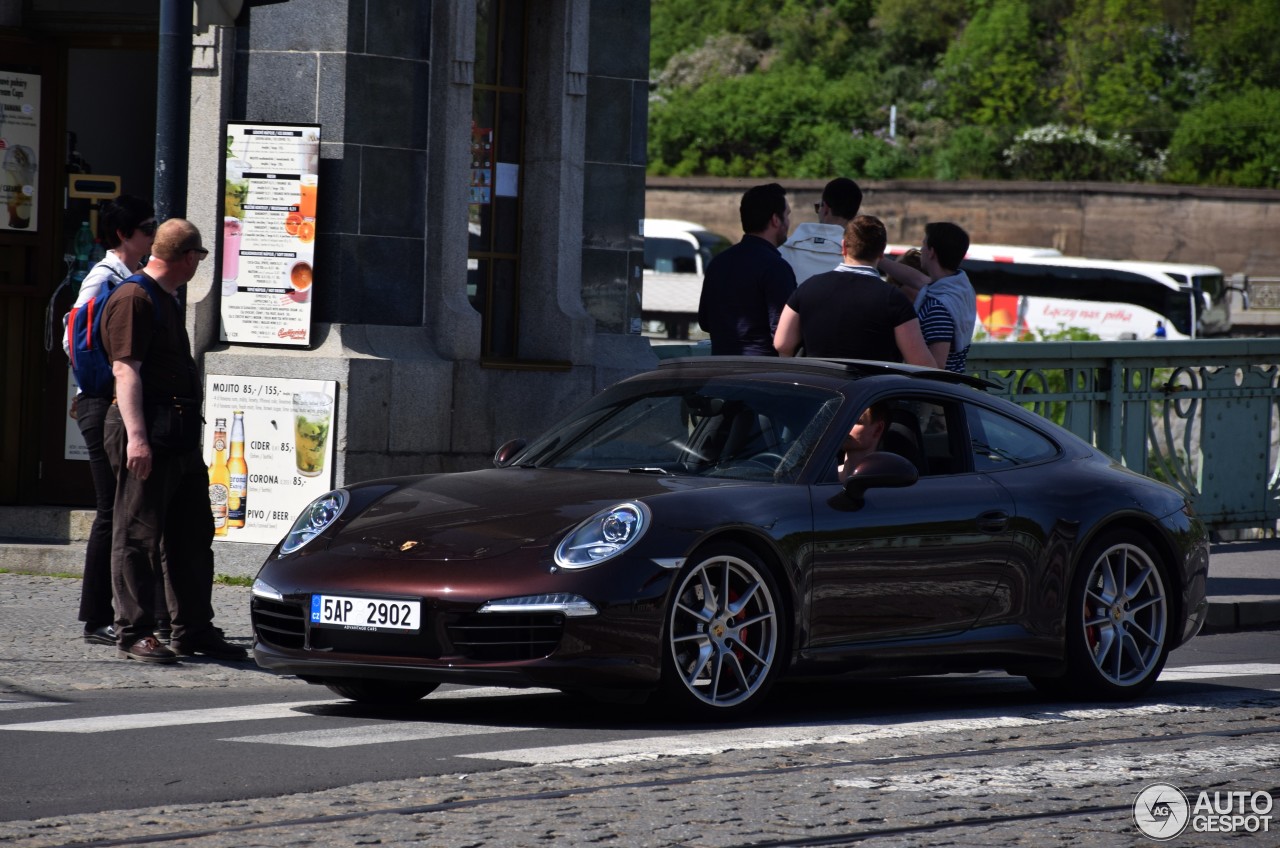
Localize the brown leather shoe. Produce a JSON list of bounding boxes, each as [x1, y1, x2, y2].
[[118, 635, 178, 664]]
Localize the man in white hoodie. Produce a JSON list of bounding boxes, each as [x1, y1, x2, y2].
[[779, 177, 862, 284]]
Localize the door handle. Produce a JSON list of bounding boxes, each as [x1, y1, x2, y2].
[[977, 510, 1009, 533]]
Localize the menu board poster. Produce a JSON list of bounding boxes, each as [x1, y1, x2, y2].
[[0, 71, 41, 233], [220, 122, 320, 347], [204, 374, 338, 546]]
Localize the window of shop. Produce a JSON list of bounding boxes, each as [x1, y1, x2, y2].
[[468, 0, 527, 360]]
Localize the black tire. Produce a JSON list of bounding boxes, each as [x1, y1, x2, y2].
[[323, 678, 440, 704], [660, 542, 785, 718], [1033, 530, 1171, 700]]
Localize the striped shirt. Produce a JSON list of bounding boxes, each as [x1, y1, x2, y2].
[[919, 295, 968, 373]]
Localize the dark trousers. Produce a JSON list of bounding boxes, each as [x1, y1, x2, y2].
[[104, 404, 216, 645], [75, 395, 117, 629], [76, 396, 171, 631]]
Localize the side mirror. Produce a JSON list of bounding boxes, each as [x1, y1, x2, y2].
[[842, 451, 918, 501], [492, 438, 527, 468]]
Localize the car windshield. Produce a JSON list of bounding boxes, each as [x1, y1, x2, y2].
[[517, 377, 843, 482]]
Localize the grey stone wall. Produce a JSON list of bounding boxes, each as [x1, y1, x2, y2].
[[646, 177, 1280, 278], [181, 1, 655, 573], [581, 0, 649, 337], [232, 0, 433, 327]]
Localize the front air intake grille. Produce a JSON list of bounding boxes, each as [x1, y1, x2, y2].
[[444, 612, 564, 662], [252, 597, 306, 650]]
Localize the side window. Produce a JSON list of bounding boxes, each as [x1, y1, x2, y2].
[[966, 404, 1059, 471], [825, 396, 965, 482], [883, 398, 964, 477]]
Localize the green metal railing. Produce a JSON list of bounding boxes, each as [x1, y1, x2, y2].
[[968, 339, 1280, 531], [652, 339, 1280, 531]]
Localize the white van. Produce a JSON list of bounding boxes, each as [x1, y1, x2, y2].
[[643, 219, 731, 277], [641, 219, 732, 339]]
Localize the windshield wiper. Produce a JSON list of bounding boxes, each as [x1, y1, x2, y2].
[[627, 467, 672, 475]]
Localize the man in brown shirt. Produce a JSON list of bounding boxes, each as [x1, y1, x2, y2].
[[102, 219, 246, 663]]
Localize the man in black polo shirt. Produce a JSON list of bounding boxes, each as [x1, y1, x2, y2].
[[697, 183, 796, 355], [773, 215, 934, 365]]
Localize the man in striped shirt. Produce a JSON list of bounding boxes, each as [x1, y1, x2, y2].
[[879, 222, 977, 374]]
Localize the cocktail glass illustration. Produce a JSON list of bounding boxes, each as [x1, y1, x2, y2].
[[293, 392, 332, 477]]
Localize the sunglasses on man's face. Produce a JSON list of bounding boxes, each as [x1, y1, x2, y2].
[[136, 220, 158, 236]]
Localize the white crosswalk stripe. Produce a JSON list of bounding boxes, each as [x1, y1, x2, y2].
[[0, 665, 1276, 753], [223, 722, 540, 747], [0, 701, 66, 713], [1157, 663, 1280, 681], [0, 700, 334, 733], [832, 743, 1280, 795], [456, 688, 1280, 768]]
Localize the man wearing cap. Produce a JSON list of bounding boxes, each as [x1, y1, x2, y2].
[[101, 218, 246, 663]]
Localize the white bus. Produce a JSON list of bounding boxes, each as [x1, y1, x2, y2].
[[888, 244, 1239, 340]]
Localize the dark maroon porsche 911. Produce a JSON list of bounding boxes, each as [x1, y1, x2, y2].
[[251, 357, 1209, 717]]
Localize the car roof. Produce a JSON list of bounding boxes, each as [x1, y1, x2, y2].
[[653, 356, 997, 391]]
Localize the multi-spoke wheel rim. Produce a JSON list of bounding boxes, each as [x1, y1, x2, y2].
[[668, 553, 778, 708], [1080, 542, 1168, 686]]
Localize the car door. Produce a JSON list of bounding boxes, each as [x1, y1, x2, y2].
[[805, 395, 1017, 647]]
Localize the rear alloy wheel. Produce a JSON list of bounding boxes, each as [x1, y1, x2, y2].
[[1046, 531, 1171, 700], [323, 679, 439, 705], [662, 543, 783, 717]]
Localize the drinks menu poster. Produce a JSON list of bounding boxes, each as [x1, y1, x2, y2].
[[221, 121, 320, 347], [204, 374, 337, 545]]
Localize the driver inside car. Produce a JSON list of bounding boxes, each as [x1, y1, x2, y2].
[[836, 401, 888, 482]]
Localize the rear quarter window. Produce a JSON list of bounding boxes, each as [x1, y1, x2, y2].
[[965, 404, 1060, 472]]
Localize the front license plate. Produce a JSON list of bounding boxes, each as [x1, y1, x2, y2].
[[310, 594, 421, 632]]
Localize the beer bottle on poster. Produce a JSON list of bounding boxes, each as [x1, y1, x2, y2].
[[208, 417, 230, 536], [227, 411, 248, 528]]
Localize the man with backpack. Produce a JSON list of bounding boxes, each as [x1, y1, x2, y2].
[[101, 219, 245, 663]]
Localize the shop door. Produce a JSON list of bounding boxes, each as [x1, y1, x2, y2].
[[1, 33, 157, 506], [1, 34, 60, 505]]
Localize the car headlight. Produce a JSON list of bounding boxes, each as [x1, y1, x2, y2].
[[554, 502, 650, 568], [279, 489, 349, 555]]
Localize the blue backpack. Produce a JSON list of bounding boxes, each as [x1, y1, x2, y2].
[[66, 273, 163, 398]]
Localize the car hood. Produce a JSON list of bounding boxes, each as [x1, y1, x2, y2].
[[328, 467, 746, 561]]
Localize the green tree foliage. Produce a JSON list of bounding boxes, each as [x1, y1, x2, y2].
[[1056, 0, 1200, 146], [936, 0, 1051, 127], [1191, 0, 1280, 92], [647, 0, 1280, 188], [1164, 87, 1280, 188]]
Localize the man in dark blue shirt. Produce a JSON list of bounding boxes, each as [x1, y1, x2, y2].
[[697, 183, 796, 355]]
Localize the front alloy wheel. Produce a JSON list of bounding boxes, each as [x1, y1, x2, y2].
[[1047, 531, 1171, 700], [663, 543, 782, 717]]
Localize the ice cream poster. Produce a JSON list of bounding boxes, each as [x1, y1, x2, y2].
[[0, 71, 41, 233], [220, 122, 320, 347], [204, 374, 337, 545]]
